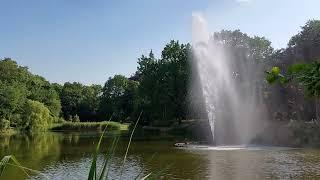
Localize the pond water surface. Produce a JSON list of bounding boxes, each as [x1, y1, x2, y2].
[[1, 132, 320, 180]]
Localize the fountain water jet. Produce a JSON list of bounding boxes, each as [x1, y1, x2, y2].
[[191, 13, 266, 145]]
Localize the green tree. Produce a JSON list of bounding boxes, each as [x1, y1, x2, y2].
[[100, 75, 137, 121], [60, 82, 102, 121], [79, 84, 102, 121], [60, 82, 84, 120], [288, 20, 320, 61], [136, 41, 191, 125], [27, 75, 61, 118], [161, 41, 191, 124], [0, 58, 62, 124], [51, 83, 63, 95], [0, 58, 31, 84], [266, 20, 320, 123], [20, 100, 52, 131], [266, 61, 320, 120], [0, 59, 30, 126], [0, 82, 28, 126]]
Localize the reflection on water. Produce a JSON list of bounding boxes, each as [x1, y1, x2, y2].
[[1, 132, 320, 179], [0, 133, 62, 179]]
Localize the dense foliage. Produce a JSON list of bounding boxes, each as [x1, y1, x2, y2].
[[266, 61, 320, 120], [264, 20, 320, 145], [266, 20, 320, 122], [1, 20, 320, 138], [20, 100, 52, 131], [136, 42, 191, 125], [0, 59, 60, 131]]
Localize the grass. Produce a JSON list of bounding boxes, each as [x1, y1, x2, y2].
[[49, 121, 129, 132], [0, 155, 48, 179]]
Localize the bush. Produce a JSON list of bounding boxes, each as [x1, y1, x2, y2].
[[8, 114, 21, 128], [0, 119, 10, 130], [67, 115, 73, 122], [20, 100, 52, 132], [72, 114, 80, 122], [57, 117, 66, 123]]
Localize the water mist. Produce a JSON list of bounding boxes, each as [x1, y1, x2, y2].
[[191, 13, 266, 145]]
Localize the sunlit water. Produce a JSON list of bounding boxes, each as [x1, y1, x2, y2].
[[1, 132, 320, 180]]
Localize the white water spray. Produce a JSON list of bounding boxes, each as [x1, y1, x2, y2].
[[192, 13, 266, 145]]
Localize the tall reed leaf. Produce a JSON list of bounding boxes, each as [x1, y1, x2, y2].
[[0, 155, 48, 178], [104, 135, 120, 179], [147, 163, 173, 180], [134, 152, 158, 180], [119, 110, 143, 180], [140, 172, 152, 180], [88, 114, 114, 180], [98, 135, 120, 180]]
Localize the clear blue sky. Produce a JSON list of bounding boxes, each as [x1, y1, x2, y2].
[[1, 0, 319, 85]]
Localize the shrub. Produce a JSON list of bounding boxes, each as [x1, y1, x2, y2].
[[57, 117, 66, 123], [72, 114, 80, 122], [20, 100, 52, 132], [67, 115, 73, 122], [0, 119, 10, 130]]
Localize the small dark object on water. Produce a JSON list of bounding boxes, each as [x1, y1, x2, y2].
[[174, 142, 191, 147]]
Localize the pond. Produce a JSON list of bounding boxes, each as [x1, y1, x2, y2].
[[1, 132, 320, 179]]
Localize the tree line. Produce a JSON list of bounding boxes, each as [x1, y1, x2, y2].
[[0, 20, 319, 133], [0, 41, 192, 131]]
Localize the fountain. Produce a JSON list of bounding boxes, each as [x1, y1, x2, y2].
[[191, 13, 266, 146]]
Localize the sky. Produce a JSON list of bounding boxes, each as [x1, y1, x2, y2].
[[1, 0, 320, 85]]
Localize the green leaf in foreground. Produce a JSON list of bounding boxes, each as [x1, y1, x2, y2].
[[0, 155, 48, 179], [0, 155, 29, 177], [134, 152, 158, 180], [88, 114, 114, 180], [119, 110, 143, 180], [98, 135, 120, 180], [146, 163, 173, 180]]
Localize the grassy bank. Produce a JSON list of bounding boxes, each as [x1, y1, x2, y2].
[[49, 121, 129, 132]]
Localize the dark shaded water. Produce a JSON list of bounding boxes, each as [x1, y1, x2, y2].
[[1, 132, 320, 180]]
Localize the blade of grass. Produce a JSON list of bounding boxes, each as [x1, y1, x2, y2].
[[119, 110, 143, 180], [140, 172, 152, 180], [134, 152, 158, 180], [146, 163, 173, 180], [98, 135, 119, 180], [88, 114, 114, 180], [0, 155, 30, 177], [0, 156, 11, 176], [7, 155, 30, 177], [104, 136, 120, 179], [5, 163, 49, 179]]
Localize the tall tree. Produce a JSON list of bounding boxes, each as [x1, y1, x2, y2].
[[288, 20, 320, 61], [100, 75, 138, 122], [60, 82, 84, 120], [136, 41, 191, 125], [79, 84, 102, 121]]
